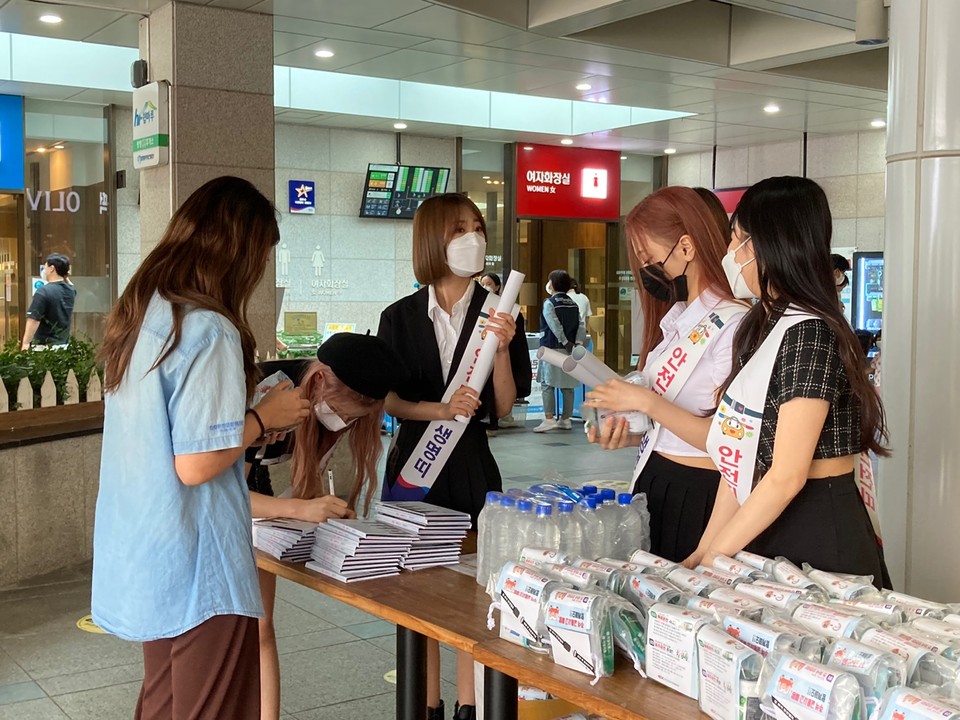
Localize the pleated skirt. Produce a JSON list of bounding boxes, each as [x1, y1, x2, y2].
[[632, 452, 720, 563]]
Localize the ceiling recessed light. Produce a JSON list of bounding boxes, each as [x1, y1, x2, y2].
[[36, 147, 47, 153], [486, 180, 493, 185], [620, 155, 627, 160], [664, 148, 677, 155], [393, 122, 407, 130], [560, 138, 574, 145], [39, 14, 62, 24], [575, 83, 592, 91], [523, 145, 534, 151], [482, 176, 491, 180], [871, 119, 887, 128], [314, 49, 334, 58], [764, 103, 780, 114], [53, 144, 65, 150]]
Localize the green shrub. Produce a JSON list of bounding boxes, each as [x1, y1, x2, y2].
[[0, 337, 101, 407]]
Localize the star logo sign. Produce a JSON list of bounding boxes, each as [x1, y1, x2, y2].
[[295, 183, 312, 199]]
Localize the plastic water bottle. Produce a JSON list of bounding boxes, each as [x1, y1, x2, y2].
[[490, 495, 516, 578], [575, 496, 603, 559], [475, 491, 502, 587], [556, 501, 583, 557], [598, 488, 618, 556], [512, 500, 536, 562], [532, 504, 559, 549], [615, 493, 646, 560]]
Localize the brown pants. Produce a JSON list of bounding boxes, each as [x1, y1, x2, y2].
[[136, 614, 260, 720]]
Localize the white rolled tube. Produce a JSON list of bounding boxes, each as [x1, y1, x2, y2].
[[455, 270, 526, 423], [537, 346, 568, 368], [560, 355, 606, 387], [570, 345, 619, 384]]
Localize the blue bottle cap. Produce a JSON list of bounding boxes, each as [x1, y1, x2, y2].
[[500, 496, 516, 508], [536, 504, 552, 517], [517, 500, 534, 512], [486, 491, 502, 504], [618, 493, 633, 505], [558, 501, 574, 513], [600, 488, 616, 500], [582, 497, 598, 510], [581, 485, 598, 495]]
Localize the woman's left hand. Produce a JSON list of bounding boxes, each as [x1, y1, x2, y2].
[[584, 379, 656, 414], [486, 309, 516, 354]]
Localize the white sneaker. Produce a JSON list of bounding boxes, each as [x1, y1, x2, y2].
[[533, 419, 558, 433], [558, 418, 572, 430]]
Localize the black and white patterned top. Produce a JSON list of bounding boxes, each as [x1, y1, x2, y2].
[[736, 304, 860, 482]]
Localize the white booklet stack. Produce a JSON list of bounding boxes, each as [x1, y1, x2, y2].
[[376, 502, 472, 571], [306, 518, 417, 582], [253, 518, 318, 562]]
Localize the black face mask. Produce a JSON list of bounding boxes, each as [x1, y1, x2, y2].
[[640, 240, 688, 302]]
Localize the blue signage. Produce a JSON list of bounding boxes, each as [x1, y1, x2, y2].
[[288, 180, 316, 214], [0, 95, 25, 192]]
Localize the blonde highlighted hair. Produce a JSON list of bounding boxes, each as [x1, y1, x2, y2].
[[291, 361, 384, 514]]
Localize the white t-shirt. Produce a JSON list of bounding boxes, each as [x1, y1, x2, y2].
[[568, 288, 592, 320], [641, 288, 744, 457], [427, 282, 476, 382]]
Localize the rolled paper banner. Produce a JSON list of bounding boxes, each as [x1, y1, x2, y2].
[[561, 355, 606, 387], [571, 345, 620, 384], [537, 346, 569, 368], [455, 269, 526, 423]]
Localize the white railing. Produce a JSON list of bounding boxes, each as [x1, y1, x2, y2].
[[0, 369, 102, 413]]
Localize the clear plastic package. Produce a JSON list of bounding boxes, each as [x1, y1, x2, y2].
[[620, 572, 683, 609], [605, 594, 649, 676], [803, 566, 879, 601], [713, 554, 770, 581], [736, 551, 778, 576], [544, 588, 615, 684], [759, 653, 864, 720], [696, 565, 747, 588], [572, 558, 623, 591], [736, 581, 808, 611], [519, 547, 571, 569], [724, 615, 806, 658], [687, 596, 763, 623], [791, 602, 878, 640], [823, 638, 907, 717], [895, 626, 960, 663], [874, 687, 960, 720], [772, 558, 821, 591], [911, 619, 960, 644], [491, 562, 561, 653], [859, 626, 959, 688], [667, 566, 723, 597], [710, 588, 770, 616], [832, 599, 907, 626], [885, 591, 958, 618], [697, 623, 764, 720], [543, 563, 601, 590], [628, 549, 679, 575], [646, 603, 713, 699], [761, 612, 831, 662]]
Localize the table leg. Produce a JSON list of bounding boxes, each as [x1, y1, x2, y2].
[[396, 626, 427, 720], [483, 665, 518, 720]]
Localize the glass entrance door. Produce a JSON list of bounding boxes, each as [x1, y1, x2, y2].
[[0, 194, 23, 346]]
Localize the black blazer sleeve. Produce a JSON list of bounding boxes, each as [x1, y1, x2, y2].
[[510, 311, 531, 400]]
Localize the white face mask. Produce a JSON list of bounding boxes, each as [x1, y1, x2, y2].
[[446, 231, 485, 277], [313, 401, 355, 432], [545, 282, 554, 295], [722, 240, 758, 300]]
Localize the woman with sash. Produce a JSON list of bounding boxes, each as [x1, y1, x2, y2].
[[585, 186, 748, 562], [689, 176, 890, 586], [377, 193, 530, 720]]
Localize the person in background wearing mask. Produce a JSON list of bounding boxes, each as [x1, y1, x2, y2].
[[832, 253, 851, 313], [377, 193, 530, 720], [534, 269, 585, 433], [248, 333, 407, 720], [22, 253, 76, 349], [584, 187, 748, 561]]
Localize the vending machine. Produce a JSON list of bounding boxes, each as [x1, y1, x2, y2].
[[852, 251, 884, 333]]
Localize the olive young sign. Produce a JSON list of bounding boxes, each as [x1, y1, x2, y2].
[[516, 143, 621, 220], [132, 81, 169, 170]]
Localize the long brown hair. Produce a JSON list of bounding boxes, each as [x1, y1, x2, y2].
[[100, 177, 279, 399], [291, 362, 384, 515], [625, 186, 740, 362], [412, 193, 486, 285], [726, 176, 887, 455]]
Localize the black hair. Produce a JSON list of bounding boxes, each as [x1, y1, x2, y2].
[[727, 176, 887, 457], [570, 278, 580, 291], [45, 253, 70, 278], [480, 272, 501, 290], [548, 269, 572, 294], [831, 254, 851, 273]]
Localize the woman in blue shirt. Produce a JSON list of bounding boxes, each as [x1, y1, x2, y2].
[[93, 176, 309, 720]]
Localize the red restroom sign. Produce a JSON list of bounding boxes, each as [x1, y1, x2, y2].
[[516, 143, 622, 221]]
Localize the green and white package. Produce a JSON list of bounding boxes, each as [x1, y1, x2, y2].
[[646, 603, 712, 699], [543, 588, 615, 684], [606, 594, 648, 676], [697, 623, 764, 720], [859, 627, 958, 688], [875, 687, 960, 720], [824, 638, 907, 717], [493, 562, 560, 653], [621, 571, 682, 609], [759, 653, 864, 720]]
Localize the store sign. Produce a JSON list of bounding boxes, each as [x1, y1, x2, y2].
[[323, 322, 356, 342], [288, 180, 316, 214], [0, 95, 25, 191], [132, 81, 170, 170], [516, 143, 621, 220], [26, 189, 81, 213], [714, 188, 747, 215]]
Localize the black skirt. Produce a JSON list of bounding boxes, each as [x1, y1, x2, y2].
[[747, 472, 892, 590], [384, 420, 501, 528], [632, 452, 720, 563]]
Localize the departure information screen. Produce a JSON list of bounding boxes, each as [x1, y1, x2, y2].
[[359, 163, 450, 219]]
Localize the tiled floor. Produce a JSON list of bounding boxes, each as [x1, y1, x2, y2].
[[0, 421, 635, 718]]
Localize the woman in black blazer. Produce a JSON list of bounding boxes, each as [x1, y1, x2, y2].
[[377, 193, 529, 720]]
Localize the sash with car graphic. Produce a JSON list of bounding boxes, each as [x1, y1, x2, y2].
[[705, 305, 883, 542], [386, 294, 520, 501], [633, 301, 746, 483]]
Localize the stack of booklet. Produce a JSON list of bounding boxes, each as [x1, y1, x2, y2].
[[376, 501, 472, 570], [252, 518, 318, 562], [306, 519, 417, 582]]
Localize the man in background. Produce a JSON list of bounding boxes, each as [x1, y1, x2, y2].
[[21, 253, 77, 349]]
